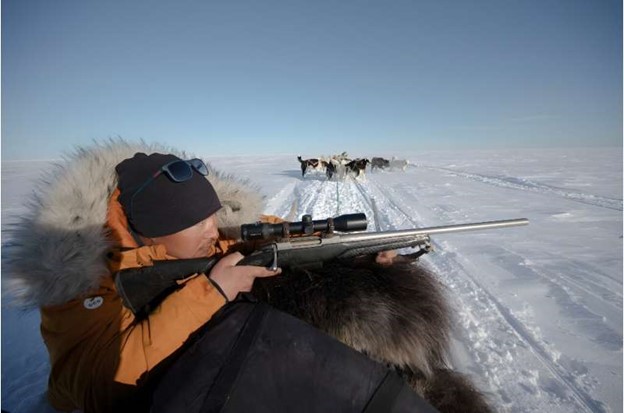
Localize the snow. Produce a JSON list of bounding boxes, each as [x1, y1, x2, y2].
[[2, 148, 622, 413]]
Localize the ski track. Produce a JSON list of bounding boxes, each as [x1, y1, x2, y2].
[[494, 247, 622, 315], [421, 165, 623, 212], [268, 172, 613, 413]]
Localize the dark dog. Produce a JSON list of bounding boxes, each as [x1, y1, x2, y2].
[[345, 158, 370, 177], [323, 160, 337, 180], [253, 256, 494, 413], [371, 157, 390, 171], [297, 156, 321, 177]]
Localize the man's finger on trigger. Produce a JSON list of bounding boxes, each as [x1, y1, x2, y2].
[[260, 267, 281, 277]]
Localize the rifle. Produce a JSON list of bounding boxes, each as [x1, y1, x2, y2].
[[114, 213, 528, 316]]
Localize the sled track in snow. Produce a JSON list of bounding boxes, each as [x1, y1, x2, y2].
[[360, 176, 607, 413], [282, 176, 381, 224], [509, 248, 622, 313], [422, 166, 623, 211], [275, 178, 334, 220], [296, 178, 329, 215], [349, 177, 385, 231], [351, 178, 425, 232]]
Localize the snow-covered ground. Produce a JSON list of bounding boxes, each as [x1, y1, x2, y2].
[[2, 147, 622, 412]]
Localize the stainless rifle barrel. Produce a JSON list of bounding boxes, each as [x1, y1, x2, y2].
[[336, 218, 529, 242], [409, 218, 529, 236]]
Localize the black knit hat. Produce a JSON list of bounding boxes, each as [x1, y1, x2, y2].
[[116, 153, 222, 237]]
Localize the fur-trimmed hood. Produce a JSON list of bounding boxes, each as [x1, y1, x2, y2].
[[4, 139, 265, 308]]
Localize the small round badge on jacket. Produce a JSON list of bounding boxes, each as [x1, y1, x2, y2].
[[83, 296, 104, 310]]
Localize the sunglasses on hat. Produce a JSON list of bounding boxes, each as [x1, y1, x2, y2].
[[129, 158, 209, 225], [153, 158, 209, 182]]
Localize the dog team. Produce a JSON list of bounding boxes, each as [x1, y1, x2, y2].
[[297, 152, 410, 179]]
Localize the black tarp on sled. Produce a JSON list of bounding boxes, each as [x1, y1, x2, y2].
[[150, 295, 438, 413]]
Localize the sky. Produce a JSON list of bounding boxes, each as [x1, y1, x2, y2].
[[2, 0, 622, 160]]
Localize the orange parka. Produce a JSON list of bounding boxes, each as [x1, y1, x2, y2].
[[40, 189, 279, 412]]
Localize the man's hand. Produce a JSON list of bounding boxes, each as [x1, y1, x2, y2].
[[209, 252, 281, 301], [376, 250, 398, 266]]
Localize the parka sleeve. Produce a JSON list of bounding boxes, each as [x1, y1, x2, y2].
[[113, 274, 226, 386]]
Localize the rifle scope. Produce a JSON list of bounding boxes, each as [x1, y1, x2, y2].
[[241, 213, 367, 241]]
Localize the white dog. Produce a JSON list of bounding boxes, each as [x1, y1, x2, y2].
[[388, 157, 409, 171]]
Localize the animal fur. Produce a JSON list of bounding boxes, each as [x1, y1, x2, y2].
[[253, 257, 451, 375], [344, 158, 370, 178], [371, 157, 390, 171], [252, 256, 494, 413], [5, 139, 493, 412], [402, 368, 494, 413], [389, 157, 410, 171]]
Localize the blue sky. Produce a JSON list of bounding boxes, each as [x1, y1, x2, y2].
[[2, 0, 622, 160]]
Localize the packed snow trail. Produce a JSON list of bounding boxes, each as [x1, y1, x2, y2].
[[262, 169, 620, 413]]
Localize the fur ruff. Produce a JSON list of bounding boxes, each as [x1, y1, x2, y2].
[[4, 139, 264, 307]]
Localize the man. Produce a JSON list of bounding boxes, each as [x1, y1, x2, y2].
[[40, 152, 281, 412], [8, 143, 489, 413]]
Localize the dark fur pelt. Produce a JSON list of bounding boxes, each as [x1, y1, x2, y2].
[[252, 256, 494, 413], [402, 368, 495, 413]]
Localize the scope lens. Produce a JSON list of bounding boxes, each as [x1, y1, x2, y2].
[[333, 213, 367, 232]]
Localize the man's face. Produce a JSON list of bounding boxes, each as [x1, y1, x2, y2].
[[147, 213, 220, 258]]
